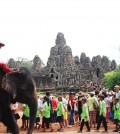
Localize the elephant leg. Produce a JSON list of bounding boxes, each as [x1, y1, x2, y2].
[[1, 107, 19, 134]]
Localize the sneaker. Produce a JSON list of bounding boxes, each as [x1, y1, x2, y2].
[[64, 126, 67, 128], [68, 125, 72, 128]]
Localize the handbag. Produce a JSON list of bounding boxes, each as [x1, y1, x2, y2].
[[93, 102, 98, 109], [93, 98, 98, 109]]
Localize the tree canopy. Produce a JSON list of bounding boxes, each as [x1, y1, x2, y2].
[[104, 65, 120, 91]]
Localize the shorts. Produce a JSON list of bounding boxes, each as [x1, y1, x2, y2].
[[22, 115, 29, 120], [74, 111, 78, 115], [114, 119, 120, 124], [35, 117, 40, 123], [56, 115, 63, 123], [43, 116, 51, 124], [63, 111, 68, 120]]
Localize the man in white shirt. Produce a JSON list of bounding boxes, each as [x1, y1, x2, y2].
[[114, 85, 120, 101]]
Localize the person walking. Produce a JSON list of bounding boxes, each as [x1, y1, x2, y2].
[[78, 98, 90, 133], [96, 95, 108, 132], [113, 98, 120, 132], [42, 96, 53, 132]]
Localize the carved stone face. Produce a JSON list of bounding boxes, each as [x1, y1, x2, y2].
[[65, 53, 74, 65], [55, 32, 66, 46]]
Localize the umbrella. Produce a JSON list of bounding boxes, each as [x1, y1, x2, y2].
[[0, 42, 5, 49]]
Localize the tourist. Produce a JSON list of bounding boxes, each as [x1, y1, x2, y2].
[[104, 93, 111, 123], [52, 96, 57, 123], [67, 97, 72, 128], [21, 104, 30, 130], [74, 96, 79, 124], [88, 92, 98, 128], [78, 91, 83, 125], [42, 96, 53, 132], [114, 85, 120, 102], [39, 96, 44, 117], [78, 98, 90, 133], [43, 91, 52, 128], [69, 92, 75, 125], [62, 94, 68, 128], [56, 96, 64, 132], [10, 102, 20, 122], [35, 103, 41, 129], [96, 95, 108, 132], [113, 98, 120, 132]]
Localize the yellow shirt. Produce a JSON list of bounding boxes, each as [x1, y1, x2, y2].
[[88, 96, 98, 111]]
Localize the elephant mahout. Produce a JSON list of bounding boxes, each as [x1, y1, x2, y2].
[[0, 63, 37, 134]]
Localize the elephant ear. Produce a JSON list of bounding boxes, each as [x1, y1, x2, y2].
[[1, 71, 27, 99]]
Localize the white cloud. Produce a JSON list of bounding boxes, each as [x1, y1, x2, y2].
[[0, 0, 120, 64]]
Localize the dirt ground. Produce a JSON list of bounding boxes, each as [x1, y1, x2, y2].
[[0, 111, 116, 134]]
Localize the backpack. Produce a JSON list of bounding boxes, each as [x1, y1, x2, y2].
[[93, 97, 98, 109]]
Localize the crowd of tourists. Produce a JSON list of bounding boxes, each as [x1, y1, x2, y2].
[[10, 83, 120, 133]]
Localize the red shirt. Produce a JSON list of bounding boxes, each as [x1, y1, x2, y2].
[[52, 98, 57, 110], [69, 97, 75, 106], [0, 63, 13, 73]]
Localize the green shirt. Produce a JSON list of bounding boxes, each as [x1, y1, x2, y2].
[[113, 102, 120, 120], [43, 102, 51, 118], [23, 105, 29, 117], [99, 100, 106, 116], [57, 101, 63, 116], [81, 103, 89, 121], [36, 107, 40, 118]]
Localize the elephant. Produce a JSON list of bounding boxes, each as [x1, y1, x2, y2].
[[0, 65, 37, 134]]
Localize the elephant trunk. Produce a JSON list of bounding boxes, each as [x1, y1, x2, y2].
[[27, 93, 37, 134]]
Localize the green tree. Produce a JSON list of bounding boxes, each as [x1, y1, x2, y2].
[[16, 57, 33, 69], [104, 68, 120, 91]]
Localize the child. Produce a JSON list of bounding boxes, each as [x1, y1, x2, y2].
[[57, 96, 64, 132], [21, 104, 30, 130], [96, 95, 108, 132], [113, 98, 120, 132], [63, 98, 68, 128], [10, 103, 20, 122], [35, 107, 41, 129], [78, 98, 90, 132], [42, 96, 53, 132]]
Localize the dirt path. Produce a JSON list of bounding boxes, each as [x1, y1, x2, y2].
[[0, 111, 116, 134]]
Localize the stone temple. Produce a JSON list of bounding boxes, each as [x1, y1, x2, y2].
[[7, 32, 117, 89], [35, 32, 117, 89]]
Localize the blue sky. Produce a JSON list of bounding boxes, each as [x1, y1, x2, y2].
[[0, 0, 120, 64]]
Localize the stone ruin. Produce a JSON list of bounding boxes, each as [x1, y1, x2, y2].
[[7, 32, 117, 90], [40, 32, 117, 88]]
